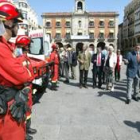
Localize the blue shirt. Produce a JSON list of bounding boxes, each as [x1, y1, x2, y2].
[[126, 51, 140, 78]]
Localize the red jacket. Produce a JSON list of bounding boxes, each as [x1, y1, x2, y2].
[[0, 37, 34, 88], [50, 50, 59, 65]]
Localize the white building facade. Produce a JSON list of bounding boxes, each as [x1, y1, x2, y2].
[[13, 0, 39, 34]]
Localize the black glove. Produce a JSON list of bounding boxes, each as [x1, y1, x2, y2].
[[10, 87, 31, 123], [0, 94, 7, 115]]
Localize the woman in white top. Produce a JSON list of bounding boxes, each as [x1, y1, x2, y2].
[[104, 45, 117, 91], [115, 49, 122, 81]]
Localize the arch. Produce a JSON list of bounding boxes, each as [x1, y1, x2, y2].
[[77, 1, 83, 10], [56, 42, 63, 48], [76, 42, 84, 55]]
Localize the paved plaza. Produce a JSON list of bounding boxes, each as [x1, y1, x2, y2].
[[32, 64, 140, 140]]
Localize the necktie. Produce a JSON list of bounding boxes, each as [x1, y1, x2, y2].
[[137, 52, 140, 63], [98, 54, 101, 65]]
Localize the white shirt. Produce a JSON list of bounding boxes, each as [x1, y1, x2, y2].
[[105, 52, 117, 68]]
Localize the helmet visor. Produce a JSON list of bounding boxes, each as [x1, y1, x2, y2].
[[0, 20, 5, 35]]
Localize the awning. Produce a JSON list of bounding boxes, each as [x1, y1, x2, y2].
[[46, 30, 51, 33], [89, 29, 94, 32], [66, 30, 71, 33], [100, 19, 105, 21], [109, 30, 114, 33], [99, 30, 105, 33], [109, 19, 115, 21], [89, 18, 94, 21], [56, 19, 61, 22], [56, 30, 61, 33], [78, 29, 82, 33], [46, 19, 51, 22], [65, 19, 71, 22]]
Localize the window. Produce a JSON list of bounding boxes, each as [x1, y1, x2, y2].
[[29, 37, 43, 55], [108, 33, 114, 38], [65, 33, 70, 39], [56, 22, 61, 27], [19, 2, 27, 8], [55, 33, 61, 39], [46, 22, 51, 27], [99, 21, 104, 27], [77, 32, 82, 35], [89, 21, 94, 27], [66, 21, 71, 27], [77, 1, 83, 10], [89, 33, 94, 39], [109, 21, 114, 27], [78, 20, 82, 28], [98, 33, 104, 38], [22, 13, 27, 20]]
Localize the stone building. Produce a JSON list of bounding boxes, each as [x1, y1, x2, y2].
[[42, 0, 119, 50], [120, 0, 140, 52]]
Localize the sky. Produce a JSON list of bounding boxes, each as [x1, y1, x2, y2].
[[28, 0, 132, 25]]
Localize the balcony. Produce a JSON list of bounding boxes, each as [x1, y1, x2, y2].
[[128, 21, 134, 26], [89, 25, 95, 28], [98, 25, 105, 28], [45, 25, 52, 29], [108, 25, 115, 28], [128, 32, 134, 37], [107, 36, 115, 42], [97, 36, 105, 42]]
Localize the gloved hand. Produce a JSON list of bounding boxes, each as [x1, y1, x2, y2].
[[10, 87, 31, 123]]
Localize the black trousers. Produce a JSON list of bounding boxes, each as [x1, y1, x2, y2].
[[115, 67, 121, 81], [79, 69, 88, 86], [92, 67, 103, 87]]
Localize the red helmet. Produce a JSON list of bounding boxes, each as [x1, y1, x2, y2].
[[0, 1, 23, 22], [51, 43, 57, 49], [16, 35, 31, 47]]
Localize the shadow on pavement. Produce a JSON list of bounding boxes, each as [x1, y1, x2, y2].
[[114, 86, 127, 91], [124, 120, 140, 133], [98, 90, 126, 102]]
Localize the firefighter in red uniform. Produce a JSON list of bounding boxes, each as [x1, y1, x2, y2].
[[50, 43, 59, 90], [0, 1, 34, 140], [15, 35, 37, 140]]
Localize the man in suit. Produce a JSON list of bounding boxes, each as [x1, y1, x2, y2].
[[78, 44, 91, 88], [91, 46, 105, 89]]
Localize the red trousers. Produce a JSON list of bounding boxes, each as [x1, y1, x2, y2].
[[0, 100, 25, 140], [51, 64, 59, 83]]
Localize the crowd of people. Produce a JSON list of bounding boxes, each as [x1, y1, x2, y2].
[[51, 42, 123, 92], [50, 40, 140, 106]]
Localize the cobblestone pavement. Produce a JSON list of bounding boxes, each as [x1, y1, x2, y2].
[[32, 64, 140, 140]]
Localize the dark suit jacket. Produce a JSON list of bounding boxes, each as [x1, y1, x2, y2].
[[91, 53, 105, 70]]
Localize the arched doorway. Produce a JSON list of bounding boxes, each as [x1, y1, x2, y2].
[[56, 42, 63, 48], [76, 42, 84, 55]]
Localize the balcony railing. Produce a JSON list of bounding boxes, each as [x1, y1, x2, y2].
[[98, 25, 105, 28], [108, 24, 115, 28], [98, 36, 105, 42], [107, 36, 115, 42]]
